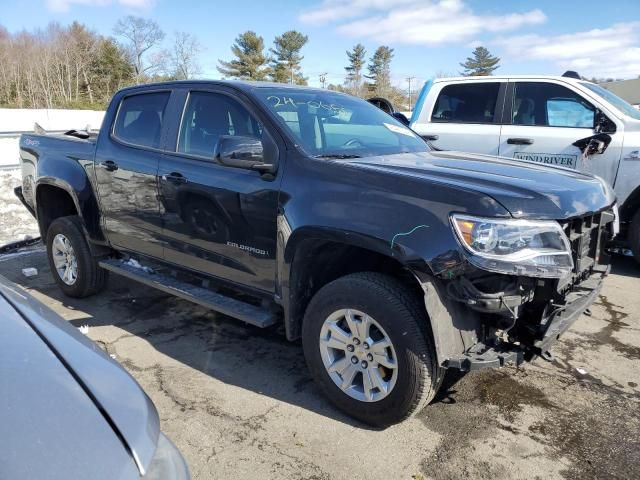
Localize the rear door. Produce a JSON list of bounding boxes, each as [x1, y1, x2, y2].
[[95, 90, 171, 258], [411, 80, 505, 155], [498, 80, 622, 186], [158, 87, 280, 293]]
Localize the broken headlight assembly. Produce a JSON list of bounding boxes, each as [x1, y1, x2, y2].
[[451, 214, 573, 278]]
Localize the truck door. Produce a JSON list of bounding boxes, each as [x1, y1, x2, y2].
[[94, 90, 171, 258], [158, 88, 279, 293], [498, 80, 622, 187], [411, 81, 505, 155]]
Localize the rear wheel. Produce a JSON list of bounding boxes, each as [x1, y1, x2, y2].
[[46, 216, 108, 298], [630, 209, 640, 264], [302, 272, 443, 427]]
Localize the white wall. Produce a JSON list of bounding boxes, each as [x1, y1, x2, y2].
[[0, 108, 105, 168]]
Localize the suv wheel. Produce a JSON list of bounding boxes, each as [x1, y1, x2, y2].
[[302, 272, 443, 427], [46, 216, 108, 298], [629, 209, 640, 264]]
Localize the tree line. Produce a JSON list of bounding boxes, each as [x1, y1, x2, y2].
[[0, 15, 507, 111], [0, 16, 201, 109], [216, 31, 410, 106]]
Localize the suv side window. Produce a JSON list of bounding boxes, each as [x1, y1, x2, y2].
[[113, 91, 170, 149], [512, 82, 595, 128], [178, 91, 263, 158], [432, 83, 501, 124]]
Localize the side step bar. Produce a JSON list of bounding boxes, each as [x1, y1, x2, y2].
[[99, 259, 277, 328]]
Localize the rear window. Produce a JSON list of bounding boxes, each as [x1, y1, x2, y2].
[[113, 92, 170, 149], [432, 83, 500, 124]]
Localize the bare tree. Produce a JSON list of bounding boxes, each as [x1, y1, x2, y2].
[[114, 16, 165, 82], [0, 21, 134, 109], [171, 32, 202, 80]]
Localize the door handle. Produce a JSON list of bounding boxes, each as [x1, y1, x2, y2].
[[99, 160, 118, 172], [507, 137, 534, 145], [421, 134, 439, 141], [161, 172, 187, 184]]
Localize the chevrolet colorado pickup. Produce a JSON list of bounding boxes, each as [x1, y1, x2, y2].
[[16, 81, 615, 427]]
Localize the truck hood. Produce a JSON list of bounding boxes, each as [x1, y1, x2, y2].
[[0, 277, 159, 476], [349, 150, 615, 219]]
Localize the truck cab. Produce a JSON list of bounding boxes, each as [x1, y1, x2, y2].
[[410, 74, 640, 261]]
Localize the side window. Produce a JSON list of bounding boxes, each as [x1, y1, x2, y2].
[[113, 92, 170, 149], [432, 83, 501, 124], [512, 82, 595, 128], [178, 91, 263, 158]]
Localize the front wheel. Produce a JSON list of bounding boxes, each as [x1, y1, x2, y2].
[[302, 272, 443, 427], [46, 216, 108, 298]]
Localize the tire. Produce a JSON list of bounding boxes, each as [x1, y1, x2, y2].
[[630, 209, 640, 264], [302, 272, 444, 427], [46, 216, 108, 298]]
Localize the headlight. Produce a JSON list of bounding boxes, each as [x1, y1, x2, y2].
[[451, 214, 573, 278], [145, 433, 190, 480]]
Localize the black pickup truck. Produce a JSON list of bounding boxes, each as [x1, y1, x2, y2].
[[16, 81, 616, 427]]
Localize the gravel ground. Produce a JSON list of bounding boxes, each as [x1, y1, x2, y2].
[[1, 247, 639, 480], [0, 169, 39, 247]]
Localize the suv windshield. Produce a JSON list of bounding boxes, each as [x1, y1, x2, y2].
[[253, 87, 428, 158], [580, 82, 640, 120]]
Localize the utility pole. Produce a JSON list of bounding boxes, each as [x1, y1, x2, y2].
[[319, 72, 328, 89], [406, 76, 416, 111]]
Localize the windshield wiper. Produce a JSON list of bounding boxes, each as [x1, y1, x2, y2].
[[314, 153, 362, 159]]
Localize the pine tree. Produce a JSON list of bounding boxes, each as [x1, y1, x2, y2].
[[366, 46, 394, 96], [217, 31, 270, 80], [269, 30, 308, 85], [344, 43, 366, 96], [460, 46, 500, 76]]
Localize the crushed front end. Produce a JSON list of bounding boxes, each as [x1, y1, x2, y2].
[[430, 209, 615, 371]]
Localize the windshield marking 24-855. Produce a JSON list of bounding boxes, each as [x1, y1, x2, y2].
[[256, 88, 428, 159]]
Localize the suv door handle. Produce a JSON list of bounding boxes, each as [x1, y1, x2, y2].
[[99, 160, 118, 172], [507, 137, 534, 145], [421, 134, 439, 141], [161, 172, 187, 184]]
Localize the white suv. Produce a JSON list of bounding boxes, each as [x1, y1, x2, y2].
[[410, 74, 640, 261]]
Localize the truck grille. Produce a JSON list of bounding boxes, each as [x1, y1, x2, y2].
[[562, 210, 614, 275]]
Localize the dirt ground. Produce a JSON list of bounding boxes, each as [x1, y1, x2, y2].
[[1, 248, 639, 480]]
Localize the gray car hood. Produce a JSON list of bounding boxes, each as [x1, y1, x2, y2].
[[0, 277, 159, 477], [348, 150, 616, 219]]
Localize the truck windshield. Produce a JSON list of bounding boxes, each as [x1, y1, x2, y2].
[[253, 87, 428, 158], [580, 82, 640, 120]]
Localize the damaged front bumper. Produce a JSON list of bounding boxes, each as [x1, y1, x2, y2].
[[443, 266, 608, 371], [426, 209, 614, 372]]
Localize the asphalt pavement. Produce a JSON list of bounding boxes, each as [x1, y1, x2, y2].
[[1, 248, 638, 480]]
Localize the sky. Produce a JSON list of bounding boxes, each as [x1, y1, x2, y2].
[[1, 0, 640, 89]]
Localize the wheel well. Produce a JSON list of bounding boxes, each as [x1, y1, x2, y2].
[[36, 185, 78, 237], [286, 239, 424, 340]]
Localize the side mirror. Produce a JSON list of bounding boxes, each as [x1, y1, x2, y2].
[[594, 109, 616, 134], [392, 112, 410, 126], [215, 135, 274, 173]]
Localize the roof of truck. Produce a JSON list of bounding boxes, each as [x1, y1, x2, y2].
[[432, 75, 593, 84], [118, 79, 333, 95]]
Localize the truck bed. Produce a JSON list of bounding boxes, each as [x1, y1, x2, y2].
[[19, 131, 98, 211]]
